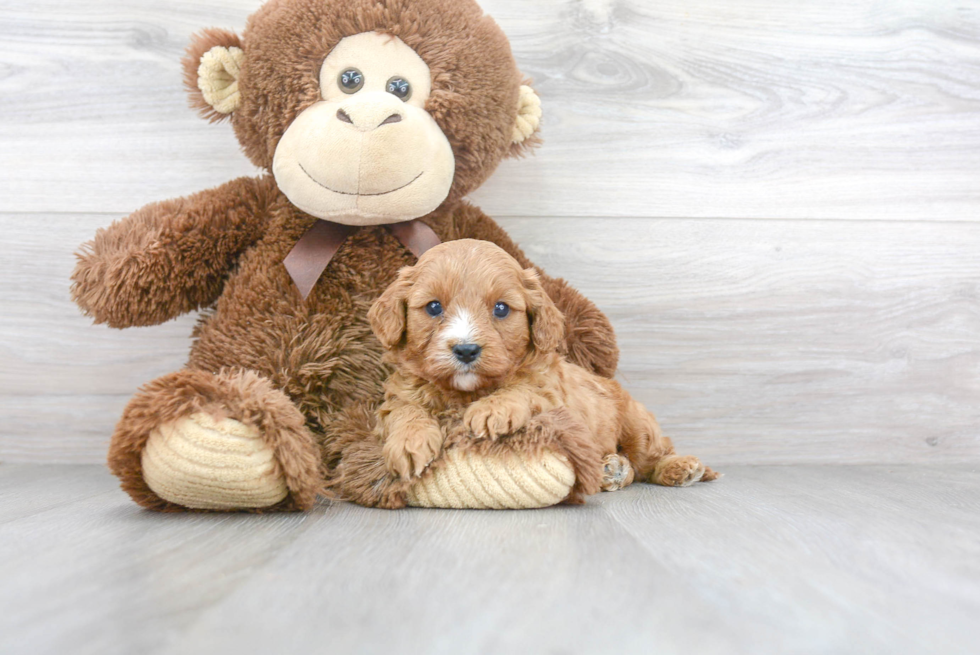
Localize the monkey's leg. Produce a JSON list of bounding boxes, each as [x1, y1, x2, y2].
[[327, 407, 605, 509], [109, 368, 322, 511]]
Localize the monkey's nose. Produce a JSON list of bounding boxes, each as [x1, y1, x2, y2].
[[336, 108, 403, 131], [452, 343, 482, 364]]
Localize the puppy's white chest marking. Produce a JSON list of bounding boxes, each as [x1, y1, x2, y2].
[[442, 309, 476, 345], [453, 372, 481, 392]]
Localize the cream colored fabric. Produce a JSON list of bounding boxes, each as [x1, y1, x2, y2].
[[406, 447, 575, 509], [273, 32, 454, 226], [142, 412, 288, 510], [512, 85, 542, 143], [318, 32, 433, 109], [197, 46, 244, 114]]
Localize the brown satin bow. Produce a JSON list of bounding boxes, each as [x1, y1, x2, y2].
[[283, 219, 441, 299]]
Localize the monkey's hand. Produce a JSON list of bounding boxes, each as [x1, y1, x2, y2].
[[538, 275, 619, 378], [71, 176, 274, 328]]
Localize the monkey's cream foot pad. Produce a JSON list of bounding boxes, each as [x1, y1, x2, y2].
[[141, 412, 289, 510], [405, 448, 576, 509]]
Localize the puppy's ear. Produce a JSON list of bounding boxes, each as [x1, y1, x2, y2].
[[522, 268, 565, 354], [369, 266, 416, 350]]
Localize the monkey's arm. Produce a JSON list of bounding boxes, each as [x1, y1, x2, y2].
[[71, 176, 276, 328], [451, 204, 620, 378]]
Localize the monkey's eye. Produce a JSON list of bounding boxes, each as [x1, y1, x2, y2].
[[386, 77, 412, 101], [493, 302, 510, 319], [425, 301, 443, 317], [338, 68, 364, 93]]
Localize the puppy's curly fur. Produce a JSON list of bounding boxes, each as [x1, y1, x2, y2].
[[368, 239, 719, 491]]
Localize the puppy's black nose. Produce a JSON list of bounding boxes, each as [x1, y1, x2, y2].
[[453, 343, 482, 364]]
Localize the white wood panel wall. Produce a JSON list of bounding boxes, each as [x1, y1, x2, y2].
[[1, 0, 978, 464]]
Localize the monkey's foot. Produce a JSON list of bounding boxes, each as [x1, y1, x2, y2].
[[142, 412, 289, 510], [405, 447, 576, 509], [111, 368, 322, 512], [600, 453, 636, 491]]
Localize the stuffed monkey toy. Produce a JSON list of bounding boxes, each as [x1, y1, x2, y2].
[[71, 0, 619, 511]]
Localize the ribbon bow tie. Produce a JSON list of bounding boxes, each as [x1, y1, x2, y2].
[[283, 218, 441, 300]]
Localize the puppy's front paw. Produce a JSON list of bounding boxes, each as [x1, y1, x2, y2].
[[383, 426, 444, 480], [464, 397, 532, 440]]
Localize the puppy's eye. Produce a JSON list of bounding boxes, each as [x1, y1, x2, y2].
[[493, 302, 510, 318], [425, 301, 443, 317]]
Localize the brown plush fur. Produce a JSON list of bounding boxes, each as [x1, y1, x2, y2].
[[185, 0, 535, 200], [72, 0, 619, 511], [370, 240, 718, 490]]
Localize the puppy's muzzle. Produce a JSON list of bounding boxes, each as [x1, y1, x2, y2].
[[452, 343, 482, 364]]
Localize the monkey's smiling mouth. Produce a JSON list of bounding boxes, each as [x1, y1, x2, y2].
[[299, 163, 424, 197]]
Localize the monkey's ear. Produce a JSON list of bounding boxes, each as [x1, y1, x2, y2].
[[368, 266, 417, 350], [522, 268, 565, 354], [508, 83, 543, 157], [182, 28, 244, 122]]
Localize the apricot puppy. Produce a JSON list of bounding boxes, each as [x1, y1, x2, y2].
[[368, 239, 718, 490]]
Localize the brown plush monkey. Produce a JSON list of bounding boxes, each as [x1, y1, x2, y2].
[[71, 0, 619, 511]]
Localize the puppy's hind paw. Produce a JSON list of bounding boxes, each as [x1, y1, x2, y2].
[[701, 466, 722, 482], [651, 455, 706, 487], [600, 453, 635, 491]]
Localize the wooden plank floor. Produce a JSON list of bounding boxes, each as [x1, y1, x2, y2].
[[1, 464, 978, 655]]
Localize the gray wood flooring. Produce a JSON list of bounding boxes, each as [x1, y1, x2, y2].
[[1, 464, 978, 655]]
